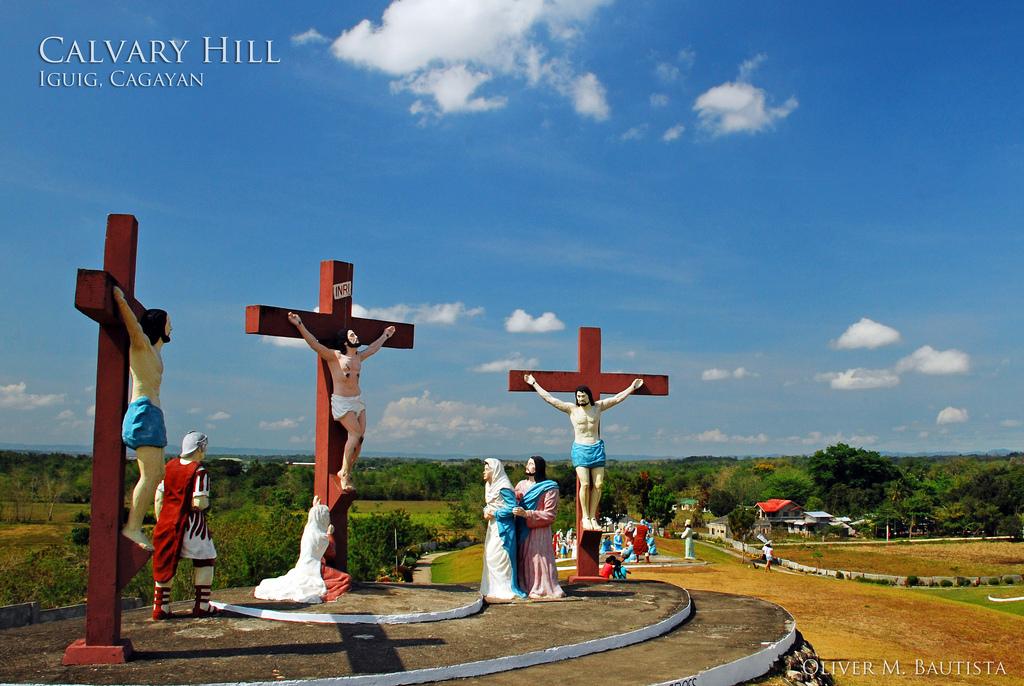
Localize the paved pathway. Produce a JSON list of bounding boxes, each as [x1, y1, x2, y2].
[[411, 551, 449, 584]]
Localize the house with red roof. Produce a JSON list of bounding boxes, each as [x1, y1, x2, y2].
[[756, 499, 804, 520]]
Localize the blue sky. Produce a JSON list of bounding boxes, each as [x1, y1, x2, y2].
[[2, 2, 1022, 457]]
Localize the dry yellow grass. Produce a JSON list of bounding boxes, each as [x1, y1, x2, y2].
[[632, 542, 1024, 686], [780, 541, 1024, 577]]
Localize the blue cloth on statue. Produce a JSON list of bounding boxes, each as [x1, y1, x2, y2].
[[647, 535, 658, 556], [623, 545, 637, 563], [494, 487, 527, 599], [515, 480, 559, 543], [600, 538, 612, 554], [121, 396, 167, 449], [571, 440, 606, 468], [613, 533, 623, 551]]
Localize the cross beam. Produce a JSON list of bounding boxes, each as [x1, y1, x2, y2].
[[64, 214, 154, 665], [246, 260, 414, 571], [508, 327, 669, 581]]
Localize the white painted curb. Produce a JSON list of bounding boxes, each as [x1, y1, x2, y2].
[[648, 620, 797, 686], [183, 592, 693, 686], [988, 595, 1024, 603], [208, 597, 483, 625]]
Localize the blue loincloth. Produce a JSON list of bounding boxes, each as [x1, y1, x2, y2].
[[570, 440, 606, 468], [122, 396, 167, 449]]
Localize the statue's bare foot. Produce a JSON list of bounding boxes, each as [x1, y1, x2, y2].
[[122, 527, 154, 551], [337, 470, 355, 493], [585, 517, 601, 531]]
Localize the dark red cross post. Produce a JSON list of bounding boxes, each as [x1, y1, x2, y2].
[[508, 326, 669, 582], [246, 261, 414, 570], [65, 214, 156, 665]]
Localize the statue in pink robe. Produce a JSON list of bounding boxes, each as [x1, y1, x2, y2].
[[512, 456, 565, 599]]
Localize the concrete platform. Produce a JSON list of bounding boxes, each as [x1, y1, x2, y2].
[[0, 582, 793, 686]]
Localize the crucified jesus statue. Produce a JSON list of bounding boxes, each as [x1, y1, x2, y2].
[[523, 373, 643, 531], [113, 286, 171, 550], [287, 312, 394, 493]]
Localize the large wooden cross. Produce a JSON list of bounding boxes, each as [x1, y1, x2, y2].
[[508, 327, 668, 581], [246, 260, 414, 570], [64, 214, 156, 665]]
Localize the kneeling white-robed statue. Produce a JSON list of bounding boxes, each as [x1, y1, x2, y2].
[[255, 497, 348, 603]]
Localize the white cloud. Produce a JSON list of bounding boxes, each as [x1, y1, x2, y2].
[[694, 82, 797, 136], [187, 407, 202, 415], [786, 431, 878, 447], [0, 382, 65, 410], [649, 93, 669, 108], [694, 55, 796, 136], [661, 123, 685, 142], [688, 428, 769, 445], [260, 417, 303, 430], [815, 368, 900, 390], [292, 28, 328, 45], [895, 346, 971, 375], [655, 62, 680, 82], [702, 367, 755, 382], [832, 317, 902, 350], [86, 405, 95, 417], [262, 335, 309, 349], [505, 308, 565, 333], [620, 125, 647, 141], [376, 390, 510, 440], [473, 353, 540, 373], [400, 64, 508, 114], [207, 411, 231, 421], [677, 47, 696, 67], [737, 53, 767, 82], [695, 429, 728, 443], [57, 410, 75, 420], [571, 72, 610, 120], [936, 407, 968, 425], [330, 0, 613, 119], [1000, 419, 1022, 428], [352, 301, 484, 325]]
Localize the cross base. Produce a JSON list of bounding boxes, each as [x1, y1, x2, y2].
[[568, 575, 607, 583], [571, 528, 604, 581], [62, 639, 133, 665]]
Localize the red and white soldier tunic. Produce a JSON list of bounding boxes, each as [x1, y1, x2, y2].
[[153, 459, 217, 583]]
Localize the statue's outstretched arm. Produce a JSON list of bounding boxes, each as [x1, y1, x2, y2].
[[524, 374, 573, 413], [113, 286, 147, 349], [287, 312, 333, 361], [596, 378, 644, 411], [360, 326, 395, 360]]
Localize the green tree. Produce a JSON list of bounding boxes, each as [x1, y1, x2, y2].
[[707, 488, 739, 517], [644, 484, 676, 527], [761, 467, 815, 505], [348, 510, 432, 581], [727, 506, 756, 541]]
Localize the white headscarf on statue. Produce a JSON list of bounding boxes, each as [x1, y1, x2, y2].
[[484, 458, 514, 505]]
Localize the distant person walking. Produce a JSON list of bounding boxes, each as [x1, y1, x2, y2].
[[761, 541, 774, 572]]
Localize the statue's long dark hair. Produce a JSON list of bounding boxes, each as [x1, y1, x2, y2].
[[529, 455, 547, 482], [575, 385, 594, 406], [140, 309, 169, 345]]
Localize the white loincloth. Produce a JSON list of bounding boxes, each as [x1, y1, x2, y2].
[[331, 394, 365, 420]]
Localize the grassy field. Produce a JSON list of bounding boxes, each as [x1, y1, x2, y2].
[[431, 538, 1024, 685], [431, 545, 484, 584], [349, 499, 449, 529], [909, 585, 1024, 619], [778, 540, 1024, 577]]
